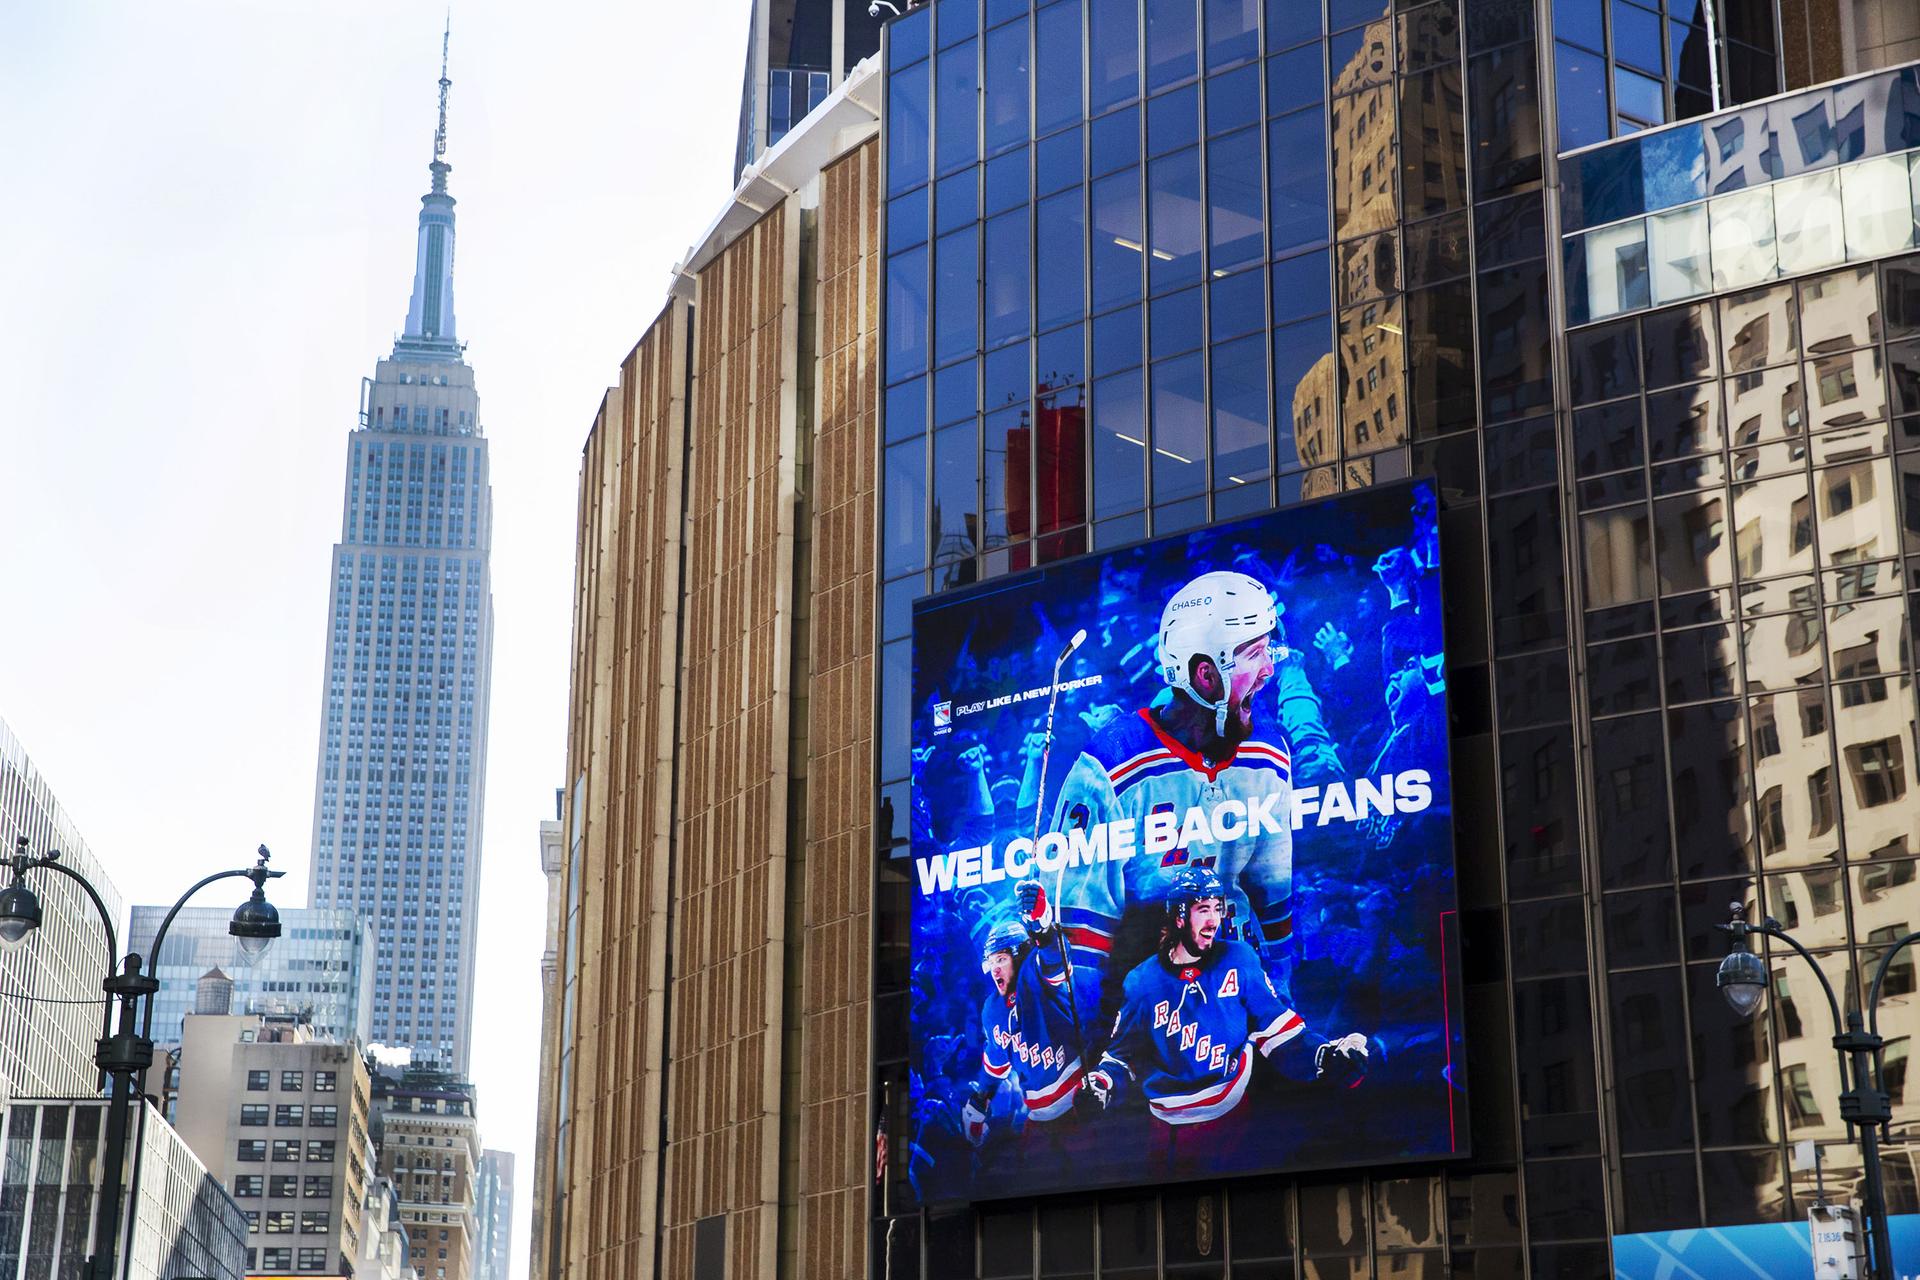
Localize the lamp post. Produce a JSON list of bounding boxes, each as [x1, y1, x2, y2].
[[0, 836, 285, 1280], [1715, 901, 1919, 1280]]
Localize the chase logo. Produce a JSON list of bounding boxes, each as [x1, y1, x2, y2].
[[933, 702, 952, 731]]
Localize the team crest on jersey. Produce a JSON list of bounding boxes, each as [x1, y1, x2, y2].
[[1218, 969, 1240, 998]]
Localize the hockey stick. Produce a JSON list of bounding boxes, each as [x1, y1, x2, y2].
[[1030, 628, 1089, 1060]]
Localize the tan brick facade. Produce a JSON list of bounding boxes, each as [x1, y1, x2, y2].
[[536, 132, 879, 1280]]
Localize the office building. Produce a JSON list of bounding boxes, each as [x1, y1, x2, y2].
[[128, 906, 374, 1050], [0, 716, 126, 1099], [537, 0, 1920, 1275], [472, 1149, 513, 1280], [304, 33, 495, 1075], [172, 1011, 373, 1277], [0, 1096, 249, 1280], [372, 1066, 480, 1280]]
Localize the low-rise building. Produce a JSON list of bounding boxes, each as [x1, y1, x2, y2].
[[172, 1010, 372, 1276]]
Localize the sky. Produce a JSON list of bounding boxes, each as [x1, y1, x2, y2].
[[0, 2, 750, 1273]]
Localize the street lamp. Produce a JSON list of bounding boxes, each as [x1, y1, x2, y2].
[[3, 836, 285, 1280], [1715, 901, 1920, 1280]]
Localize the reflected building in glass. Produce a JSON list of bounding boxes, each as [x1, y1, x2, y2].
[[536, 0, 1920, 1273]]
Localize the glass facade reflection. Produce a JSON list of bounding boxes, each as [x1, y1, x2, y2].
[[871, 0, 1920, 1270]]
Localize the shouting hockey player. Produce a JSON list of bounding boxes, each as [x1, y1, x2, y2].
[[1047, 569, 1340, 1022], [1085, 869, 1370, 1146], [961, 879, 1087, 1150]]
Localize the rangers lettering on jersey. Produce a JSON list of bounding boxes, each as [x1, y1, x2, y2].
[[976, 934, 1086, 1122], [1098, 939, 1313, 1125]]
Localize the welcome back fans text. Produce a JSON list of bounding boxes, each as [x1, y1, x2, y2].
[[913, 770, 1436, 896]]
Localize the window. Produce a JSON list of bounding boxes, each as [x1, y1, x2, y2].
[[301, 1211, 330, 1233], [298, 1248, 327, 1270], [310, 1105, 338, 1128], [262, 1248, 292, 1270], [306, 1140, 336, 1163], [269, 1175, 298, 1199], [314, 1071, 337, 1093], [304, 1175, 333, 1199], [247, 1070, 270, 1091], [276, 1104, 304, 1127], [238, 1140, 266, 1162], [241, 1104, 269, 1127], [282, 1070, 304, 1091], [233, 1175, 262, 1198], [242, 1210, 260, 1232], [272, 1140, 301, 1162], [265, 1211, 296, 1234]]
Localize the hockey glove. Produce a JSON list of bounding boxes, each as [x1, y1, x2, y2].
[[1313, 1033, 1372, 1089], [960, 1091, 991, 1148], [1015, 878, 1054, 934], [1084, 1067, 1126, 1111]]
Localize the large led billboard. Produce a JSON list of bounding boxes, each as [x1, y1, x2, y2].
[[906, 480, 1466, 1201]]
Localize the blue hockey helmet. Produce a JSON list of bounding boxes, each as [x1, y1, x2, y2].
[[1165, 867, 1228, 927], [980, 917, 1031, 970]]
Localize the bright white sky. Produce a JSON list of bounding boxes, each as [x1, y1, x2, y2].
[[0, 3, 749, 1274]]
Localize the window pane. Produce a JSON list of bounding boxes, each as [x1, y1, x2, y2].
[[1148, 83, 1200, 156], [1212, 333, 1270, 490], [1210, 265, 1266, 340], [1090, 0, 1140, 111], [1331, 86, 1395, 241], [1148, 147, 1204, 292], [1582, 219, 1651, 320], [932, 420, 978, 563], [1093, 304, 1143, 376], [1841, 155, 1919, 259], [1267, 44, 1324, 116], [1207, 60, 1260, 135], [936, 169, 977, 236], [1614, 65, 1667, 126], [1091, 104, 1140, 177], [888, 62, 931, 195], [1093, 369, 1147, 516], [1036, 191, 1086, 332], [935, 39, 979, 177], [1035, 0, 1083, 136], [1092, 169, 1145, 311], [1145, 0, 1198, 90], [1151, 352, 1207, 502], [1720, 282, 1798, 373], [890, 184, 929, 251], [1708, 188, 1779, 291], [1205, 0, 1258, 67], [983, 210, 1030, 349], [1555, 43, 1608, 153], [1275, 313, 1336, 471], [1612, 1, 1663, 73], [1269, 108, 1330, 256], [1208, 127, 1265, 271], [1776, 171, 1847, 274], [1649, 203, 1711, 304], [886, 246, 930, 380], [934, 229, 979, 365], [983, 20, 1029, 155], [1469, 44, 1542, 195]]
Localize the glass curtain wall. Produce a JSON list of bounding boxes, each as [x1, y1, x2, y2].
[[873, 1, 1918, 1276]]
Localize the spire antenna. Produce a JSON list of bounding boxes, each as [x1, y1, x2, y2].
[[434, 14, 451, 164]]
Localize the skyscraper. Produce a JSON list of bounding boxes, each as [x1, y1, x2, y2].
[[307, 29, 493, 1075]]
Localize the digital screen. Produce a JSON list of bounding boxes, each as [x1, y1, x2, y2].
[[905, 481, 1466, 1201]]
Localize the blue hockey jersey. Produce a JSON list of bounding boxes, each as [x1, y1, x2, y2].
[[1098, 940, 1311, 1125], [978, 933, 1086, 1121]]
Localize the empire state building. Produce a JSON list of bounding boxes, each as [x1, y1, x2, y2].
[[306, 36, 492, 1074]]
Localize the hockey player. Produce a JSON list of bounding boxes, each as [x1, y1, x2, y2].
[[1047, 569, 1339, 1021], [1085, 869, 1369, 1135], [960, 879, 1087, 1148]]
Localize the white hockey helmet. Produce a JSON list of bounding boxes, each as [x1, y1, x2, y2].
[[1157, 570, 1280, 736]]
